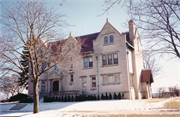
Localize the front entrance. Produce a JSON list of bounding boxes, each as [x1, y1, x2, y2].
[[53, 81, 59, 91]]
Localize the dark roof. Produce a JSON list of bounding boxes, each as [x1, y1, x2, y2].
[[49, 32, 133, 54], [75, 32, 100, 53], [141, 69, 154, 84], [122, 32, 133, 46], [48, 39, 66, 55]]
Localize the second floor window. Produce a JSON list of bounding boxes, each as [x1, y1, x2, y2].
[[102, 53, 118, 66], [84, 57, 93, 68], [108, 54, 112, 65]]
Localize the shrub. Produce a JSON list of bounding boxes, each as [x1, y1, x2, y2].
[[9, 93, 28, 102], [93, 94, 96, 100], [61, 95, 64, 102], [58, 96, 61, 102], [71, 95, 74, 102], [114, 93, 117, 99], [109, 93, 112, 100], [105, 92, 108, 100], [64, 95, 67, 102], [75, 95, 77, 101], [118, 92, 121, 99], [101, 94, 104, 100], [122, 93, 125, 99], [68, 95, 70, 102], [97, 95, 100, 100], [20, 97, 33, 103]]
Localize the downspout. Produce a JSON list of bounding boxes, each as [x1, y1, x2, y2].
[[93, 53, 99, 96]]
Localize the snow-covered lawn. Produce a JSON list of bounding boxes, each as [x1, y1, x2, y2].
[[0, 97, 179, 117]]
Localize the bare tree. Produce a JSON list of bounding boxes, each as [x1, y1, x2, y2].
[[143, 52, 162, 78], [0, 0, 82, 113], [103, 0, 180, 59], [0, 74, 23, 98]]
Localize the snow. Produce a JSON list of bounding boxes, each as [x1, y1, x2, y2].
[[0, 98, 179, 117]]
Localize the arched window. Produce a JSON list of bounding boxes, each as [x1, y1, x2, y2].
[[104, 36, 108, 44], [110, 35, 114, 43]]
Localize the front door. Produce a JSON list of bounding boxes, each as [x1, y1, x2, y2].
[[53, 81, 59, 91]]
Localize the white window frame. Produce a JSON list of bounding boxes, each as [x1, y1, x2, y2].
[[81, 77, 87, 89], [91, 76, 96, 89], [84, 56, 93, 68], [102, 53, 118, 66]]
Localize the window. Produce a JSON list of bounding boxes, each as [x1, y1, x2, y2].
[[41, 86, 45, 92], [113, 54, 118, 64], [89, 57, 93, 67], [70, 74, 73, 82], [104, 36, 108, 45], [92, 82, 96, 87], [104, 35, 114, 45], [108, 54, 112, 65], [91, 77, 96, 88], [102, 53, 118, 66], [102, 55, 107, 65], [115, 74, 120, 83], [55, 66, 59, 71], [110, 35, 114, 43], [103, 76, 108, 83], [81, 77, 87, 89], [84, 57, 93, 68], [84, 58, 88, 68], [102, 74, 120, 85], [82, 83, 87, 88], [42, 81, 46, 85]]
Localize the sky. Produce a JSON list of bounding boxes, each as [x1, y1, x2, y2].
[[0, 0, 180, 93]]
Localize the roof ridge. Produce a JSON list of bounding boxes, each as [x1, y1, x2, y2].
[[76, 32, 100, 38]]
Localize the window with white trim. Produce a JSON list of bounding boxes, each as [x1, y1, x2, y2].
[[102, 53, 118, 66], [91, 76, 96, 88], [115, 74, 120, 83], [102, 74, 120, 85], [103, 75, 108, 83], [84, 56, 93, 68], [81, 77, 87, 89]]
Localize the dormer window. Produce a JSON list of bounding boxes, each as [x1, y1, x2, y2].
[[104, 36, 108, 45], [110, 35, 114, 43], [104, 35, 114, 45]]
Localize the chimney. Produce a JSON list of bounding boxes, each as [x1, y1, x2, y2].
[[129, 20, 136, 40]]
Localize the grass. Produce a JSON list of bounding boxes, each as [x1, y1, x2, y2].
[[142, 98, 168, 103], [163, 98, 180, 109]]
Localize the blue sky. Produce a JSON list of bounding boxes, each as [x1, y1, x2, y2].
[[1, 0, 180, 93]]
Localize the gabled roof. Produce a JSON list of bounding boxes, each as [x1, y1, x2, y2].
[[141, 69, 154, 84], [75, 32, 100, 53]]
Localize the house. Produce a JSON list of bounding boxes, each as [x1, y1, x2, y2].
[[28, 19, 153, 100]]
